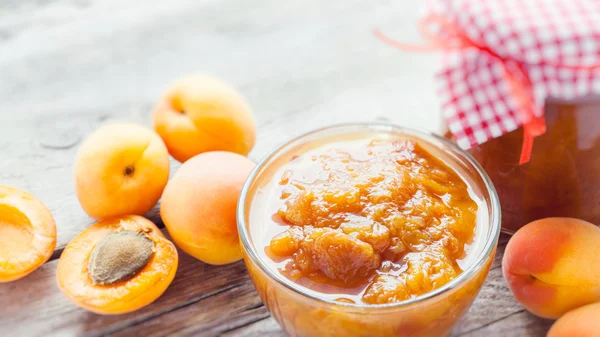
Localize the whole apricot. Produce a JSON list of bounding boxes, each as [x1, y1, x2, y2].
[[160, 151, 255, 264], [74, 123, 170, 219], [57, 215, 178, 314], [0, 186, 56, 282], [503, 218, 600, 318], [152, 74, 256, 162], [547, 302, 600, 337]]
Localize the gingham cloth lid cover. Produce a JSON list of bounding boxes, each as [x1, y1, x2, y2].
[[382, 0, 600, 163]]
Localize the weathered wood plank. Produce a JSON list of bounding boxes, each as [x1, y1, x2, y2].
[[455, 310, 553, 337], [108, 280, 269, 337], [0, 232, 531, 337], [222, 316, 285, 337], [0, 216, 534, 336]]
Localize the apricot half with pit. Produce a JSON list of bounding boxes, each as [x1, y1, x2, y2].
[[57, 215, 178, 314], [74, 123, 170, 220], [0, 185, 56, 282], [152, 74, 257, 162]]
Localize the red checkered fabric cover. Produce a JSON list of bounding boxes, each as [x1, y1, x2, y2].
[[378, 0, 600, 163]]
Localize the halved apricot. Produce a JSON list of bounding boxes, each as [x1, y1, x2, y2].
[[0, 185, 56, 282], [57, 215, 178, 315]]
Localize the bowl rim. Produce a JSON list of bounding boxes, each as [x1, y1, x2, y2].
[[237, 122, 501, 310]]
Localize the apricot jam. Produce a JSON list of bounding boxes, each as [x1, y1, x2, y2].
[[262, 138, 478, 304]]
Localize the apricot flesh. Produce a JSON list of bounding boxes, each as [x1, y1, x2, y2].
[[160, 151, 255, 265], [57, 215, 178, 315], [547, 302, 600, 337], [503, 217, 600, 319], [0, 186, 56, 282], [152, 74, 257, 162], [74, 123, 170, 220]]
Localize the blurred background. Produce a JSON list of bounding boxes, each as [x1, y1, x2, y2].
[[0, 0, 439, 250]]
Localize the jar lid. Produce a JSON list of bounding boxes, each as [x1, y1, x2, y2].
[[377, 0, 600, 163]]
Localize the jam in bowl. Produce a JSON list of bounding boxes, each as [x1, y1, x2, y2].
[[238, 124, 501, 337]]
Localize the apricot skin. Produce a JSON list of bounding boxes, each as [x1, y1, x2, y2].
[[152, 74, 256, 163], [547, 302, 600, 337], [160, 151, 255, 265], [0, 186, 56, 282], [57, 215, 178, 315], [74, 123, 170, 220], [503, 218, 600, 319]]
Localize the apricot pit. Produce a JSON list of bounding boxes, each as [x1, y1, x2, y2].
[[88, 230, 154, 285]]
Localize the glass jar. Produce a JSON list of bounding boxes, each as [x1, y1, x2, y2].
[[237, 124, 501, 337], [452, 100, 600, 233]]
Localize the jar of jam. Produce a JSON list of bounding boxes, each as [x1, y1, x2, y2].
[[448, 100, 600, 233]]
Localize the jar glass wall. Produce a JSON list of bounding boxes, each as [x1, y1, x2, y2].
[[460, 100, 600, 233]]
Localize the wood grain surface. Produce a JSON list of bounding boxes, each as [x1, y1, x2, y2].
[[0, 1, 552, 336]]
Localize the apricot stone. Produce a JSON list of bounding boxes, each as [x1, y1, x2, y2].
[[160, 151, 255, 264], [503, 218, 600, 319], [74, 123, 170, 219], [153, 74, 257, 163], [88, 230, 154, 285], [547, 302, 600, 337]]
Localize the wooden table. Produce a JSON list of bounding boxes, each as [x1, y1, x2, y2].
[[0, 1, 554, 336]]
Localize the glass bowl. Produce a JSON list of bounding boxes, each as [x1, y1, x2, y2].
[[237, 124, 501, 337]]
